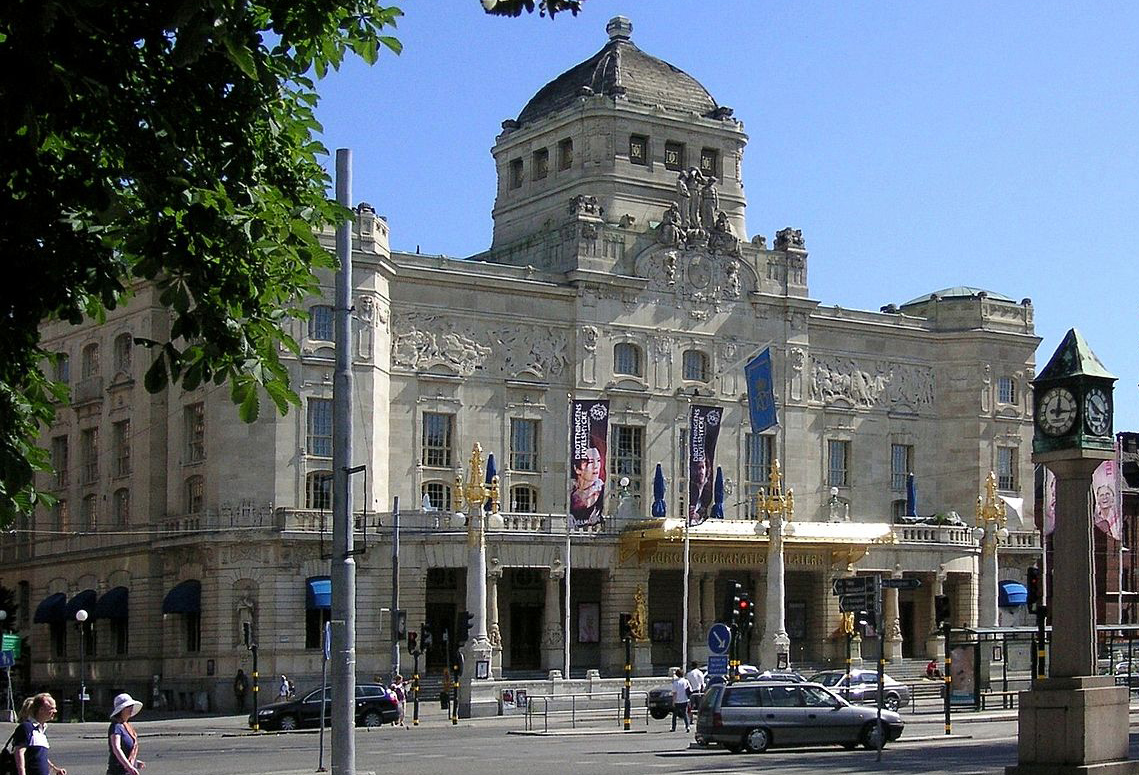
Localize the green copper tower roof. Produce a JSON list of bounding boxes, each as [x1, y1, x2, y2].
[[1035, 328, 1116, 382]]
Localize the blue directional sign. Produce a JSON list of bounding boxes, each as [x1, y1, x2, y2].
[[708, 623, 731, 655], [707, 655, 729, 677], [0, 651, 13, 668]]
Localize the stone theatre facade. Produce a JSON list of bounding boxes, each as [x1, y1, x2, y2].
[[2, 16, 1041, 712]]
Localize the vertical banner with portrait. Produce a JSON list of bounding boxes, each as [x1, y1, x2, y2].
[[687, 405, 722, 526], [1092, 440, 1123, 541], [569, 398, 609, 529]]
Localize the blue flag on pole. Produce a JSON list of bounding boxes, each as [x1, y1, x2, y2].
[[745, 347, 777, 433]]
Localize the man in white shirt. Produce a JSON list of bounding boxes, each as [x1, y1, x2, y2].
[[670, 668, 692, 732], [684, 661, 705, 725]]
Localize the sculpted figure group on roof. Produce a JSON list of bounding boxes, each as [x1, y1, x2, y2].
[[660, 167, 740, 256]]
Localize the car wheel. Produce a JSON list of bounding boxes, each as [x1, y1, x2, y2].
[[649, 708, 669, 720], [361, 711, 383, 728], [862, 722, 887, 750], [883, 693, 901, 711], [743, 727, 770, 753], [278, 714, 299, 732]]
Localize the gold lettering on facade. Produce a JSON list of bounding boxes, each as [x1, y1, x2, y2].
[[644, 548, 825, 567]]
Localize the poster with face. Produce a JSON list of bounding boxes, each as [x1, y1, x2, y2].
[[569, 399, 609, 528], [687, 405, 722, 526]]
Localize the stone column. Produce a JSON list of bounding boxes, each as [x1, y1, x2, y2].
[[760, 511, 790, 669], [925, 566, 947, 658], [884, 566, 904, 662], [487, 560, 503, 679], [979, 528, 1000, 628], [541, 564, 565, 675]]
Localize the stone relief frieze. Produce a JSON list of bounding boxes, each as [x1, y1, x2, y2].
[[391, 312, 569, 380], [809, 354, 934, 410], [632, 243, 757, 320]]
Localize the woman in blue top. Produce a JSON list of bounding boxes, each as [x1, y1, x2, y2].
[[107, 693, 145, 775], [12, 692, 66, 775]]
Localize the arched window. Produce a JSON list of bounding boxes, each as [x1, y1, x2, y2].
[[113, 488, 130, 527], [510, 485, 538, 513], [614, 342, 643, 377], [306, 471, 333, 510], [82, 494, 98, 531], [683, 350, 709, 382], [185, 475, 204, 514], [422, 482, 452, 513], [81, 342, 100, 378], [113, 333, 133, 375], [309, 305, 334, 341]]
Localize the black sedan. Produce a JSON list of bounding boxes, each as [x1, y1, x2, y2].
[[250, 684, 399, 731]]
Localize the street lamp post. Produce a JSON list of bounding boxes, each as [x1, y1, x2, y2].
[[75, 609, 88, 722], [975, 472, 1009, 629]]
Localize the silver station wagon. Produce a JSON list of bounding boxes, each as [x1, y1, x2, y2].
[[695, 680, 905, 753]]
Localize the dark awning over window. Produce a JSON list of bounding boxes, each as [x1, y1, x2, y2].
[[999, 580, 1028, 608], [93, 587, 129, 620], [64, 589, 97, 620], [33, 592, 67, 624], [162, 580, 201, 614], [306, 577, 332, 610]]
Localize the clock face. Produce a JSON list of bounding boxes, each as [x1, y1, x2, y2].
[[1037, 387, 1077, 436], [1084, 388, 1111, 436]]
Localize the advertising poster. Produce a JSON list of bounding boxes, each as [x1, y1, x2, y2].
[[569, 399, 609, 529], [687, 404, 722, 526]]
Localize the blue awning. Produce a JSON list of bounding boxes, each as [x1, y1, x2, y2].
[[307, 577, 332, 610], [93, 587, 129, 620], [162, 580, 201, 614], [999, 580, 1029, 608], [33, 592, 67, 624], [65, 589, 97, 620]]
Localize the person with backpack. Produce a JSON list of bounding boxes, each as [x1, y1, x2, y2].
[[390, 675, 407, 728], [106, 693, 145, 775], [8, 692, 67, 775]]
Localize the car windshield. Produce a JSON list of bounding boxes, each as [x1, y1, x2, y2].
[[810, 673, 843, 687]]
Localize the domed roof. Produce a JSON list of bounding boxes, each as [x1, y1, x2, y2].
[[900, 286, 1015, 308], [516, 17, 719, 128]]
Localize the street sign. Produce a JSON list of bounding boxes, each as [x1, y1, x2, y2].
[[839, 593, 878, 613], [832, 577, 873, 596], [881, 578, 922, 590], [1, 634, 18, 659], [707, 654, 729, 676], [707, 623, 731, 655], [0, 651, 12, 668]]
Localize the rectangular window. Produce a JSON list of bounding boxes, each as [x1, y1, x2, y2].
[[309, 305, 334, 341], [112, 618, 129, 655], [185, 612, 201, 652], [82, 494, 97, 530], [509, 158, 524, 189], [307, 398, 333, 458], [185, 403, 205, 463], [664, 141, 685, 171], [185, 476, 204, 514], [306, 608, 332, 649], [890, 444, 913, 491], [558, 138, 573, 171], [629, 135, 648, 166], [998, 377, 1016, 405], [511, 486, 537, 513], [422, 482, 452, 512], [52, 436, 69, 488], [113, 488, 130, 526], [997, 447, 1017, 490], [745, 434, 774, 518], [827, 440, 850, 488], [51, 621, 66, 659], [532, 148, 549, 181], [80, 428, 99, 484], [610, 425, 644, 507], [54, 499, 69, 532], [422, 413, 454, 468], [510, 419, 539, 471], [55, 353, 70, 384], [113, 420, 131, 477], [700, 148, 719, 177]]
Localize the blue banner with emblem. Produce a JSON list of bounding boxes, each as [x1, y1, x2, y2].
[[745, 347, 777, 434]]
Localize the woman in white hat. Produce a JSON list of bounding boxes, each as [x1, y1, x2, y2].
[[106, 693, 145, 775]]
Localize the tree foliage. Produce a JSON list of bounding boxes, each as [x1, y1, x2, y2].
[[481, 0, 583, 17], [0, 1, 403, 524]]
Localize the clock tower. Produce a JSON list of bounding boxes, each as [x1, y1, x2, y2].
[[1031, 328, 1116, 457]]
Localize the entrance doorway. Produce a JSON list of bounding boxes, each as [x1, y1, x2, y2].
[[900, 600, 915, 658], [424, 602, 455, 673], [510, 603, 542, 670]]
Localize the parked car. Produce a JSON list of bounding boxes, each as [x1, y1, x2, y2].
[[696, 679, 905, 752], [807, 669, 911, 711], [250, 683, 399, 731]]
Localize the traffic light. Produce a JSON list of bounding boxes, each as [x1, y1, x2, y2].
[[934, 595, 951, 627], [855, 609, 872, 629], [739, 593, 755, 634], [619, 612, 633, 641], [407, 631, 418, 654], [394, 609, 407, 639], [725, 580, 743, 627], [457, 610, 473, 646], [421, 624, 433, 650], [1026, 566, 1041, 612]]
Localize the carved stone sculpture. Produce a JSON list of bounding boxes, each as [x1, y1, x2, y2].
[[699, 177, 719, 230], [675, 171, 693, 227], [657, 204, 683, 247], [708, 211, 741, 257], [630, 584, 649, 642], [774, 227, 805, 251], [569, 194, 600, 217]]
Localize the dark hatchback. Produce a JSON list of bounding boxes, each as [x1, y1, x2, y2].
[[250, 684, 399, 731]]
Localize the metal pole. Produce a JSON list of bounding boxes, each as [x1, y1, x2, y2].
[[392, 497, 400, 681], [251, 644, 259, 732], [875, 575, 884, 760], [623, 636, 632, 730], [318, 625, 329, 772], [412, 649, 420, 726], [943, 622, 951, 735], [564, 523, 571, 680], [79, 624, 85, 722], [682, 515, 690, 673], [331, 147, 357, 775]]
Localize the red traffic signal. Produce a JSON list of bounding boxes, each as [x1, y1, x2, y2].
[[407, 631, 418, 653]]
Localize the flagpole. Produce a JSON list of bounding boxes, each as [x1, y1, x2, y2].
[[682, 400, 692, 673], [564, 393, 572, 680]]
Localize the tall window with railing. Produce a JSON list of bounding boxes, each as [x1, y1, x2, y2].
[[80, 428, 99, 484], [112, 488, 130, 527], [997, 447, 1017, 490], [82, 493, 97, 531], [510, 419, 539, 471], [610, 425, 644, 509], [52, 436, 68, 488], [745, 434, 773, 518], [827, 440, 850, 488], [306, 398, 332, 458], [185, 475, 204, 514], [890, 444, 913, 491], [113, 420, 131, 477], [305, 471, 333, 510], [422, 413, 453, 468], [185, 403, 205, 463]]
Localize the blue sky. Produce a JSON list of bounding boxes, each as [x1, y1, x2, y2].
[[313, 1, 1139, 431]]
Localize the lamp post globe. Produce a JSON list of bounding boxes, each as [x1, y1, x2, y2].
[[76, 608, 88, 722]]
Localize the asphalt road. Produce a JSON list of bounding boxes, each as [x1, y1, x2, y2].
[[24, 704, 1137, 775]]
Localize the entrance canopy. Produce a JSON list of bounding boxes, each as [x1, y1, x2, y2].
[[94, 587, 129, 620], [162, 580, 201, 614], [33, 592, 67, 624]]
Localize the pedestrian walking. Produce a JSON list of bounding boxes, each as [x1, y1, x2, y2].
[[107, 693, 145, 775], [669, 668, 692, 733], [390, 675, 407, 728], [278, 675, 290, 701], [10, 692, 67, 775], [684, 661, 705, 725]]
